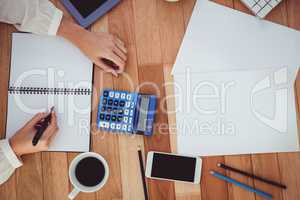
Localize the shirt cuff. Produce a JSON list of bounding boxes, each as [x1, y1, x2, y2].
[[48, 9, 63, 35], [15, 0, 63, 35], [0, 139, 23, 169]]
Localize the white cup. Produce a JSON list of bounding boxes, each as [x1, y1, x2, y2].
[[68, 152, 109, 199]]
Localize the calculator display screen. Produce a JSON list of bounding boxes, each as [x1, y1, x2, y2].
[[137, 96, 150, 131]]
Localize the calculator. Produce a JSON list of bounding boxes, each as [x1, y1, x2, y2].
[[97, 89, 157, 136]]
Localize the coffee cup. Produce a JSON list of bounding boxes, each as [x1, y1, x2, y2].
[[68, 152, 109, 199]]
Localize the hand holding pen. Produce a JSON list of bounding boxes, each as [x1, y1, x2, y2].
[[9, 108, 59, 157]]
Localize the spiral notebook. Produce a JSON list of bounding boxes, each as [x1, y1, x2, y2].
[[5, 33, 93, 152]]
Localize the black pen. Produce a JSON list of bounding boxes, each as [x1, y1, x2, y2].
[[32, 107, 54, 146], [217, 163, 287, 189]]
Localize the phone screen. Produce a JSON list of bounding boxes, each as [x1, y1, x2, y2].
[[151, 153, 196, 182]]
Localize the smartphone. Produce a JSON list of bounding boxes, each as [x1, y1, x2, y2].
[[145, 151, 202, 184]]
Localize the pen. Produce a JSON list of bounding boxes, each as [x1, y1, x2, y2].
[[217, 163, 286, 189], [32, 107, 54, 146], [210, 171, 273, 199], [138, 146, 149, 200]]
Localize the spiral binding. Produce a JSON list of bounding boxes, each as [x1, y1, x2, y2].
[[8, 86, 92, 95]]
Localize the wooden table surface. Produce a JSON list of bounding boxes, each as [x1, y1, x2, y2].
[[1, 0, 300, 199]]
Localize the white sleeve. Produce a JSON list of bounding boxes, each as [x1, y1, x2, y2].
[[0, 139, 23, 185], [0, 0, 63, 35]]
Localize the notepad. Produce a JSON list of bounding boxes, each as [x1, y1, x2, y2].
[[6, 33, 93, 152]]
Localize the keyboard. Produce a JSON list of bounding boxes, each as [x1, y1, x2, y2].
[[241, 0, 282, 18]]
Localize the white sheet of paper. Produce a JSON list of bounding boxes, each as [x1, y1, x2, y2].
[[6, 33, 93, 152], [174, 67, 299, 156], [172, 0, 300, 74]]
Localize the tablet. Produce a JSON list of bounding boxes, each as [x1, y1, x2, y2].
[[61, 0, 121, 28]]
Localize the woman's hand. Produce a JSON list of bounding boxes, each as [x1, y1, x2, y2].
[[9, 111, 59, 157], [58, 17, 127, 77]]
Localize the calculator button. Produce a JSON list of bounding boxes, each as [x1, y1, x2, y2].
[[112, 115, 117, 121], [125, 102, 130, 107], [117, 116, 123, 122], [102, 98, 107, 105], [104, 122, 109, 128], [99, 113, 105, 120], [103, 91, 109, 97], [101, 106, 106, 112], [129, 117, 132, 123], [122, 124, 127, 131], [116, 124, 121, 130], [105, 115, 111, 121], [107, 107, 112, 113], [109, 91, 114, 97], [118, 109, 124, 115], [115, 93, 120, 98], [121, 93, 126, 99], [127, 125, 132, 132], [124, 109, 129, 115], [131, 103, 135, 108], [113, 100, 119, 106], [108, 99, 113, 105], [120, 100, 125, 107], [130, 110, 134, 116], [126, 94, 132, 100], [112, 107, 118, 113], [99, 121, 105, 128], [123, 117, 128, 123], [111, 123, 116, 129]]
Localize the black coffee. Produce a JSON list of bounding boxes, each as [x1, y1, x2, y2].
[[75, 157, 105, 187]]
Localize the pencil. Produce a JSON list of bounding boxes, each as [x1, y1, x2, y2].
[[210, 171, 273, 199], [138, 146, 149, 200], [217, 163, 286, 189]]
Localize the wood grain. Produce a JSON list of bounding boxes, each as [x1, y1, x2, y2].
[[1, 0, 300, 200], [133, 0, 162, 66], [156, 0, 185, 64]]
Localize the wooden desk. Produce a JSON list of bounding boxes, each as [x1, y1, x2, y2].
[[1, 0, 300, 199]]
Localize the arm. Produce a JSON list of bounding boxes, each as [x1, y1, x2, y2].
[[0, 0, 127, 76], [0, 112, 58, 185]]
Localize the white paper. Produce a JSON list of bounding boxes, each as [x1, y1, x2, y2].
[[172, 0, 300, 74], [6, 33, 93, 152], [174, 67, 299, 156]]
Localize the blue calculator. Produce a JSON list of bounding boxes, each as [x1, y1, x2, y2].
[[97, 89, 157, 136]]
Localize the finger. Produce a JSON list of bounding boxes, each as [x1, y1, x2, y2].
[[26, 112, 48, 127], [113, 46, 127, 62], [42, 111, 59, 140], [107, 52, 125, 72], [95, 59, 118, 77], [113, 35, 125, 46], [114, 37, 127, 53], [48, 129, 58, 144]]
